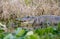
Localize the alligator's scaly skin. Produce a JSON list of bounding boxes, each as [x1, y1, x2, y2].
[[18, 15, 60, 29]]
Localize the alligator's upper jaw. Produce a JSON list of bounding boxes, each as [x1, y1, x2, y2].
[[20, 16, 35, 22]]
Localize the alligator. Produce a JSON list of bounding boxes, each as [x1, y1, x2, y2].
[[16, 15, 60, 29]]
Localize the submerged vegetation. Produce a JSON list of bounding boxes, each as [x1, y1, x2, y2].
[[0, 21, 60, 39]]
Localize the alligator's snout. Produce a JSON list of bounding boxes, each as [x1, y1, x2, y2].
[[20, 16, 35, 22]]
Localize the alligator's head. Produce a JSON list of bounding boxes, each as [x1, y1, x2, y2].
[[16, 16, 35, 27]]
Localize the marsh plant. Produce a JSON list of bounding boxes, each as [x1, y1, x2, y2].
[[0, 23, 60, 39], [0, 0, 60, 20]]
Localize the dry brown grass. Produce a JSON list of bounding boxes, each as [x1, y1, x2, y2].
[[0, 0, 60, 20]]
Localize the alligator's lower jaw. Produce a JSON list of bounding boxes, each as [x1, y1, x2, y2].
[[20, 22, 33, 27], [20, 22, 58, 27]]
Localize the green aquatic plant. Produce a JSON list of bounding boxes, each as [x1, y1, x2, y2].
[[0, 21, 60, 39]]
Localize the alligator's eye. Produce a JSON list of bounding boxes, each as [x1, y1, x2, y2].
[[46, 23, 50, 25]]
